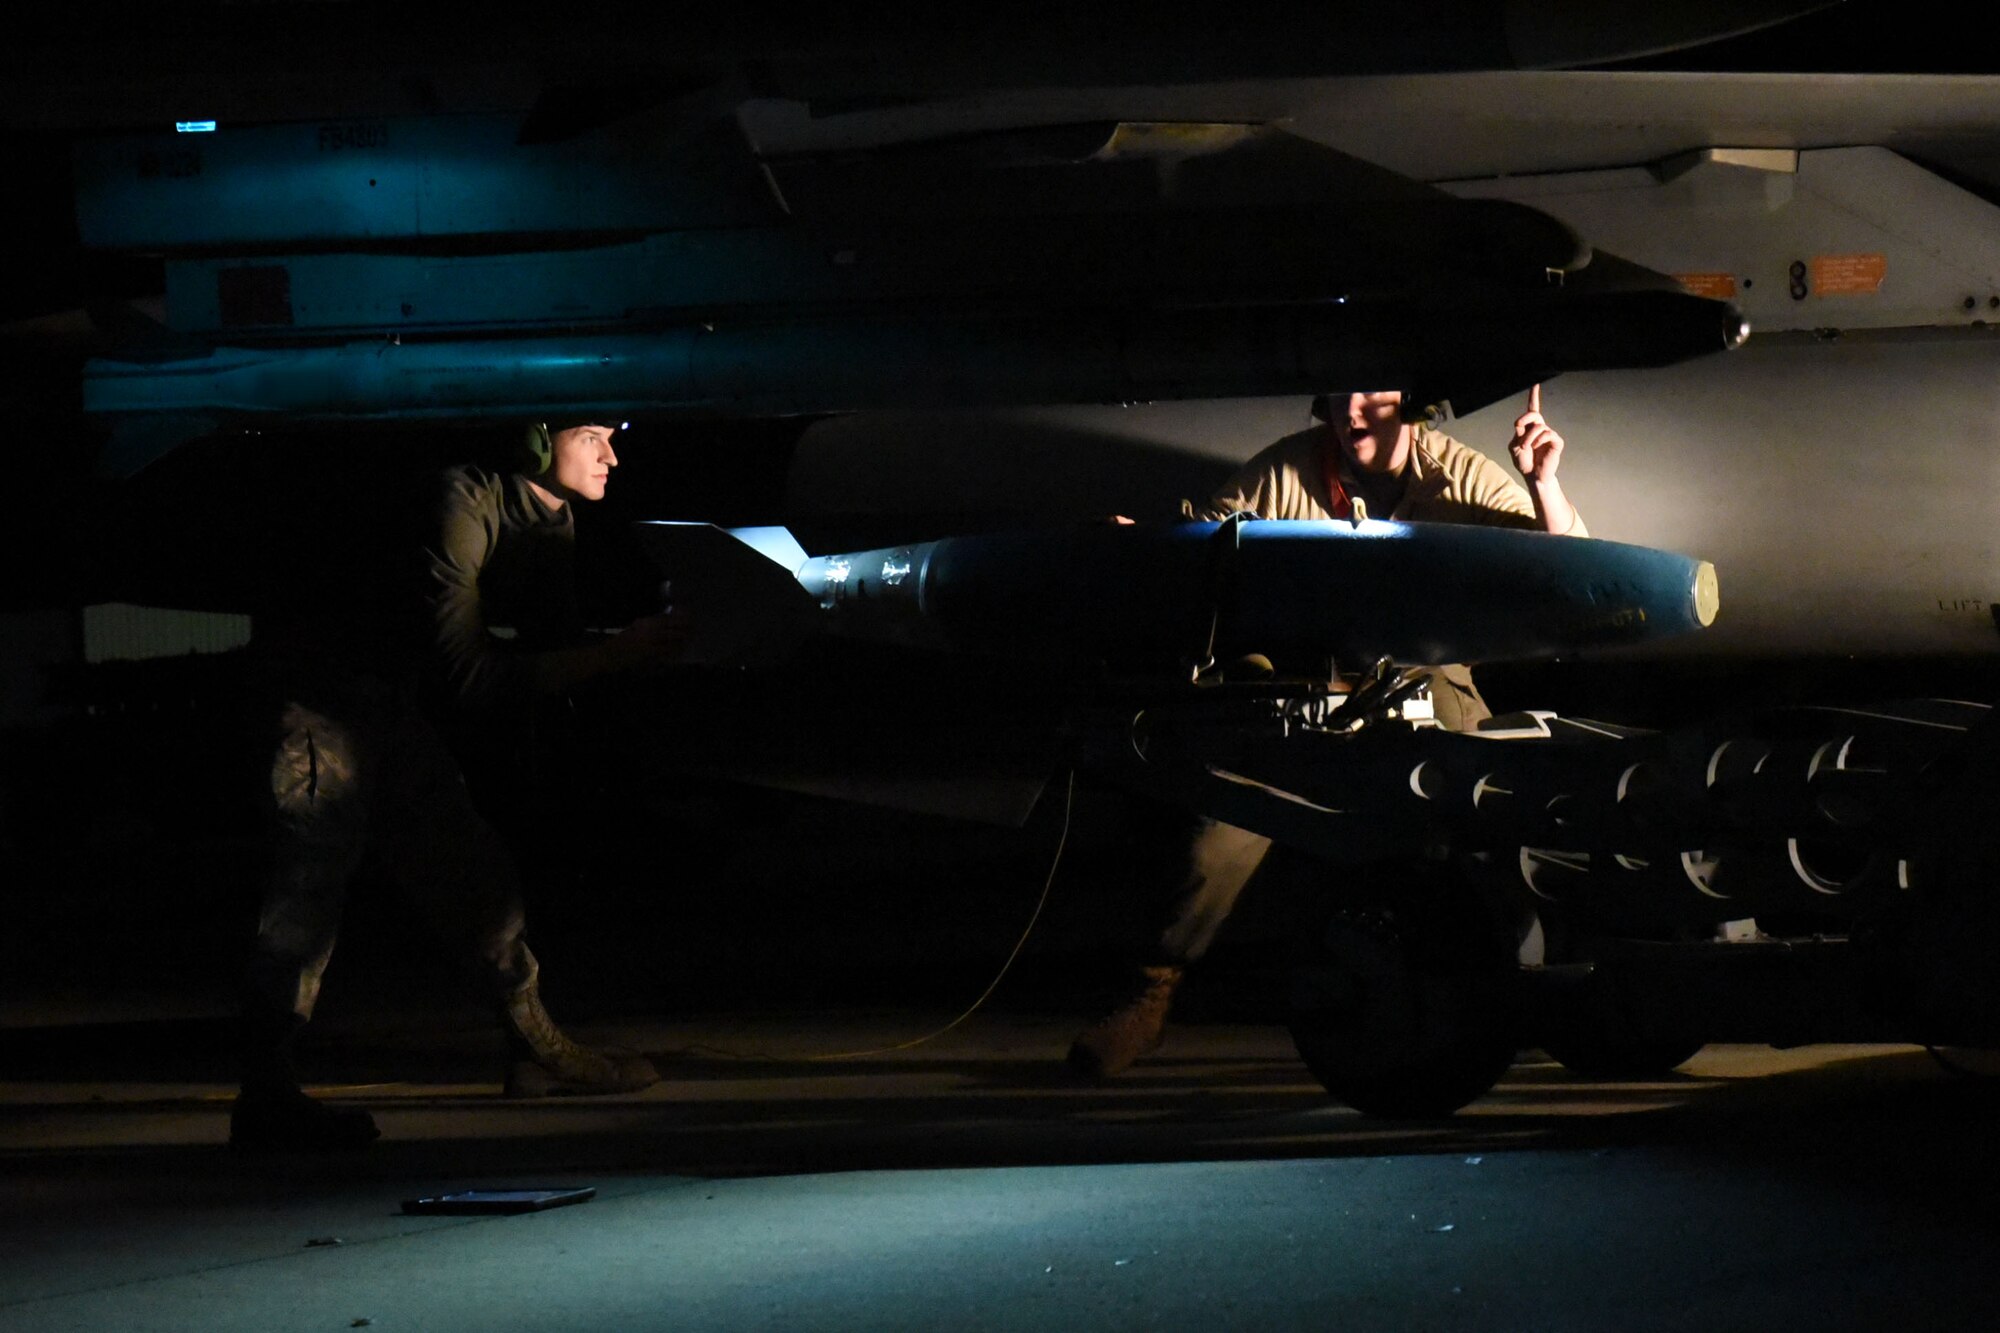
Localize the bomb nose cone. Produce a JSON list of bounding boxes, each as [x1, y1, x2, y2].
[[1723, 312, 1751, 350], [1693, 561, 1721, 627]]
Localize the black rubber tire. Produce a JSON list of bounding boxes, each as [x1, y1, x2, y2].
[[1540, 1031, 1705, 1079], [1289, 968, 1519, 1117], [1531, 919, 1704, 1079], [1287, 896, 1519, 1118]]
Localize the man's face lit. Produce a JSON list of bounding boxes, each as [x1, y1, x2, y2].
[[1332, 391, 1408, 474], [546, 425, 619, 502]]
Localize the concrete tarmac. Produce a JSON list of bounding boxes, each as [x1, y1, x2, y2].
[[2, 1012, 1998, 1331]]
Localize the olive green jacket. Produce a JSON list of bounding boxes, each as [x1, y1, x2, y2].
[[422, 466, 583, 714]]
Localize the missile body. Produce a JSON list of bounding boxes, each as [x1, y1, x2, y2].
[[637, 519, 1718, 669]]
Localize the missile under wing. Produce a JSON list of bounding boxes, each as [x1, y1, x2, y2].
[[634, 518, 1719, 671]]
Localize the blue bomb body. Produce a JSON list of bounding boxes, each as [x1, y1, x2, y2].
[[640, 519, 1718, 670]]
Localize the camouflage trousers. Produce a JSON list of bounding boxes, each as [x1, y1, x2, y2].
[[1155, 665, 1491, 964], [247, 695, 537, 1021]]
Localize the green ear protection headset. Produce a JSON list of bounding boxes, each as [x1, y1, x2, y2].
[[1310, 393, 1443, 427], [520, 421, 554, 476]]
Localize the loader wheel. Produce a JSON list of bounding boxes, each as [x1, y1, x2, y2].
[[1541, 1029, 1705, 1079], [1534, 932, 1703, 1078], [1287, 903, 1518, 1118]]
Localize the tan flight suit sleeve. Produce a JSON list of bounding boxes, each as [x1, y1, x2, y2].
[[1184, 455, 1284, 521], [1180, 432, 1329, 522], [1419, 434, 1588, 538]]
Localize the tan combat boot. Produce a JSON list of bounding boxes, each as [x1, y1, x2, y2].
[[1067, 964, 1184, 1079], [501, 979, 660, 1098]]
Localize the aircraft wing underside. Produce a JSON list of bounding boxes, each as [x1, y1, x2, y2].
[[69, 114, 1745, 472]]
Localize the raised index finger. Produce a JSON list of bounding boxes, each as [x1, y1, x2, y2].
[[1528, 383, 1542, 416]]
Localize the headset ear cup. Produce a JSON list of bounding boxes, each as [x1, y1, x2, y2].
[[522, 422, 552, 475]]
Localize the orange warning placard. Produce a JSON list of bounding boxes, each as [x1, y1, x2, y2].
[[1810, 253, 1887, 295], [1674, 273, 1738, 299]]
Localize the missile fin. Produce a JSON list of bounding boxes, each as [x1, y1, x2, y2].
[[723, 525, 811, 573], [629, 521, 820, 666]]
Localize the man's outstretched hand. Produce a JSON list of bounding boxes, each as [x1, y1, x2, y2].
[[1509, 383, 1565, 484]]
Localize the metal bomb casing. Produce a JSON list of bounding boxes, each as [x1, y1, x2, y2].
[[778, 519, 1717, 668]]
